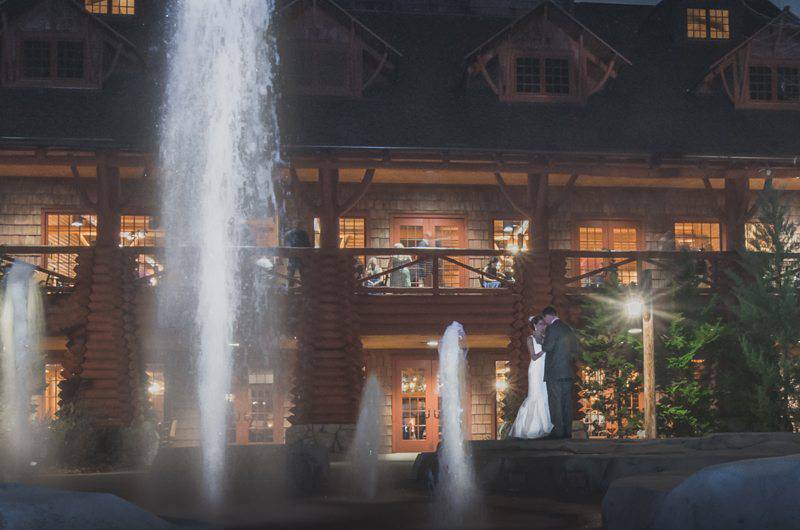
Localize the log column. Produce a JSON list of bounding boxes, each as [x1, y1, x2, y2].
[[287, 166, 369, 455], [60, 158, 143, 427], [724, 177, 750, 252]]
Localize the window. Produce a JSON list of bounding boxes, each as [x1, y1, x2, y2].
[[747, 64, 800, 103], [745, 222, 774, 251], [40, 364, 64, 421], [44, 213, 97, 277], [313, 217, 366, 249], [248, 371, 275, 443], [577, 222, 639, 285], [749, 66, 773, 101], [146, 366, 165, 424], [514, 56, 571, 96], [120, 215, 165, 279], [687, 8, 730, 40], [492, 220, 529, 253], [674, 222, 721, 251], [85, 0, 135, 15], [22, 40, 85, 80]]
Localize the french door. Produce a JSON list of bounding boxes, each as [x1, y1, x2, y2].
[[577, 221, 640, 285], [393, 359, 440, 452], [392, 217, 466, 288]]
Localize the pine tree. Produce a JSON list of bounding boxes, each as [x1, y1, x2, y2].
[[578, 271, 643, 438], [727, 185, 800, 431]]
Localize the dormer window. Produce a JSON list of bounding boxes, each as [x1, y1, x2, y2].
[[21, 40, 85, 81], [513, 55, 572, 98], [748, 64, 800, 102], [84, 0, 135, 16], [687, 8, 730, 40]]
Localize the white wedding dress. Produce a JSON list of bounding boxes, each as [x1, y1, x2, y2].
[[510, 336, 553, 439]]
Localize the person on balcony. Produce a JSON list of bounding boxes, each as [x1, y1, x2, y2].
[[482, 257, 502, 288], [364, 257, 385, 287], [284, 224, 311, 284], [389, 243, 411, 287], [413, 236, 431, 287]]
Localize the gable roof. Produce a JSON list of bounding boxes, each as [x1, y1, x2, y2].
[[280, 0, 403, 58], [465, 0, 632, 66]]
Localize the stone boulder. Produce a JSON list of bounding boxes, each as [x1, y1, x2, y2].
[[652, 455, 800, 530], [0, 483, 172, 530]]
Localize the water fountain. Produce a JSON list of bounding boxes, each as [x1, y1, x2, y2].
[[160, 0, 279, 504], [349, 374, 384, 500], [0, 263, 43, 475], [436, 321, 480, 526]]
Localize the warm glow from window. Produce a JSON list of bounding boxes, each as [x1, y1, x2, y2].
[[578, 224, 638, 285], [745, 222, 775, 251], [42, 364, 64, 420], [120, 215, 165, 279], [492, 220, 529, 253], [313, 217, 366, 249], [687, 8, 729, 40], [674, 222, 721, 251], [85, 0, 135, 15]]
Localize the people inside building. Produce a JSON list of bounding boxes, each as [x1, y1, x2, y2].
[[389, 243, 412, 287], [284, 224, 311, 284], [482, 256, 502, 288], [364, 257, 385, 287]]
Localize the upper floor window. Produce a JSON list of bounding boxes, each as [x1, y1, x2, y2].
[[674, 222, 721, 251], [85, 0, 136, 16], [22, 40, 85, 80], [513, 56, 571, 98], [687, 8, 730, 40], [748, 64, 800, 102]]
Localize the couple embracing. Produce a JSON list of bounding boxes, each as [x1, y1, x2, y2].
[[510, 306, 580, 440]]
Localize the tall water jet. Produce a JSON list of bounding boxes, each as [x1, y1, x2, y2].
[[0, 263, 44, 474], [349, 374, 384, 500], [435, 322, 479, 525], [160, 0, 279, 503]]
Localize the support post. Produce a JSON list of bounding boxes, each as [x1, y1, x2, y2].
[[641, 269, 656, 439], [724, 177, 749, 252], [529, 173, 549, 252], [318, 167, 340, 250]]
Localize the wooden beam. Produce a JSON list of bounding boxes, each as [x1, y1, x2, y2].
[[362, 52, 388, 91], [724, 177, 749, 251], [338, 168, 375, 215], [702, 176, 726, 220], [530, 173, 549, 251], [588, 58, 616, 96], [318, 167, 340, 250], [551, 174, 579, 213], [494, 171, 530, 218]]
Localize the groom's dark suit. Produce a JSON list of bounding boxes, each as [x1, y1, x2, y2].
[[541, 318, 580, 438]]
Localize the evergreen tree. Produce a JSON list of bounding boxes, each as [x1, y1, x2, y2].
[[578, 271, 643, 438], [656, 254, 722, 436], [727, 186, 800, 431]]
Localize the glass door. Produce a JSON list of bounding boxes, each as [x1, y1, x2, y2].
[[392, 217, 466, 288], [577, 221, 640, 285], [393, 359, 440, 452]]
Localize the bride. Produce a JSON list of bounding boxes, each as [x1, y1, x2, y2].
[[510, 315, 553, 439]]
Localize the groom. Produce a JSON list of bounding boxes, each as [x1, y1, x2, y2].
[[540, 306, 580, 439]]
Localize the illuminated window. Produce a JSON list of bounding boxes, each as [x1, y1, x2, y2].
[[42, 364, 64, 420], [248, 370, 275, 443], [495, 360, 511, 438], [120, 215, 165, 279], [44, 213, 97, 277], [145, 366, 165, 424], [85, 0, 135, 15], [313, 217, 366, 249], [515, 56, 571, 96], [492, 220, 529, 253], [578, 223, 639, 285], [745, 222, 774, 251], [674, 222, 721, 251], [687, 8, 730, 40]]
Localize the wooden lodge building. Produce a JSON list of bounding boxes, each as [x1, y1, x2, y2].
[[1, 0, 800, 453]]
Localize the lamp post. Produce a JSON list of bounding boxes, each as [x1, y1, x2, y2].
[[625, 270, 657, 439]]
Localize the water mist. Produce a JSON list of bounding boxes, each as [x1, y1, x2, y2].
[[349, 374, 384, 500], [160, 0, 279, 503], [435, 322, 479, 525], [0, 263, 44, 474]]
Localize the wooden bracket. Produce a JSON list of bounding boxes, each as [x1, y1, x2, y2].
[[70, 163, 97, 208], [551, 174, 579, 213], [494, 172, 530, 219], [702, 177, 726, 220], [745, 175, 773, 220], [362, 52, 388, 91], [338, 168, 375, 215], [289, 167, 320, 211]]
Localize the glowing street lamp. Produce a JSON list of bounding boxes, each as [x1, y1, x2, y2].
[[626, 275, 656, 439]]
